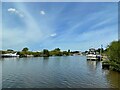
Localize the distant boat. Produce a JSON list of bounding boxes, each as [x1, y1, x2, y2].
[[1, 52, 19, 58], [86, 48, 102, 60], [86, 54, 102, 60], [86, 54, 97, 60]]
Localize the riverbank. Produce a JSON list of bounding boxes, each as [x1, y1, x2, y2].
[[0, 48, 82, 58]]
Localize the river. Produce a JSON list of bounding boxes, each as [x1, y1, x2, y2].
[[0, 56, 120, 88]]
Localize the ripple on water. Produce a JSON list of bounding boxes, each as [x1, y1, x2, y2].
[[2, 56, 120, 88]]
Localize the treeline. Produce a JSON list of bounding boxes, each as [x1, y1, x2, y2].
[[104, 40, 120, 72], [1, 48, 80, 57]]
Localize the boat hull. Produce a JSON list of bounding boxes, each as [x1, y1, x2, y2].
[[1, 53, 19, 58], [1, 55, 19, 58], [86, 54, 102, 61]]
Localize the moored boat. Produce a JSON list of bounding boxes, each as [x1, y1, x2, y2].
[[86, 54, 97, 60], [86, 48, 102, 61], [1, 52, 19, 58]]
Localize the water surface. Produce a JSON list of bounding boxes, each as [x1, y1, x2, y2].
[[1, 56, 120, 88]]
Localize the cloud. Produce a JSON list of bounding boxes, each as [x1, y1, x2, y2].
[[40, 10, 45, 15], [50, 33, 57, 37], [3, 5, 52, 50], [8, 8, 16, 12], [3, 3, 117, 51], [8, 8, 24, 18], [90, 17, 117, 30]]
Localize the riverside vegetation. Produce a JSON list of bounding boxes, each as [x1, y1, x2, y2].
[[103, 40, 120, 72], [1, 48, 77, 57], [1, 40, 120, 72]]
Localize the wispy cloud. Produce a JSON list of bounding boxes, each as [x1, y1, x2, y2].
[[2, 2, 118, 51], [3, 4, 54, 50], [90, 17, 117, 30]]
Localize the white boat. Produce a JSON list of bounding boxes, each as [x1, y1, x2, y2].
[[86, 54, 102, 60], [86, 48, 102, 60], [1, 52, 19, 57], [86, 54, 97, 60]]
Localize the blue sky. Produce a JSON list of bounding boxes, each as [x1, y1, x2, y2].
[[2, 2, 118, 51]]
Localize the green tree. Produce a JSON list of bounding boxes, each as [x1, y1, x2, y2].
[[7, 49, 14, 52], [54, 48, 60, 52], [49, 48, 62, 56], [33, 52, 41, 57], [68, 49, 70, 53], [1, 51, 7, 54], [54, 48, 62, 56], [43, 49, 49, 57], [17, 47, 29, 57], [18, 51, 26, 57], [68, 49, 71, 55], [22, 47, 29, 52], [107, 41, 120, 71], [96, 48, 104, 54], [62, 51, 69, 56]]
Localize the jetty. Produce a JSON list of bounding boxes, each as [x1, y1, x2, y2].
[[102, 61, 110, 69]]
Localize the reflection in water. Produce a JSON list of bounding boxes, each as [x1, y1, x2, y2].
[[86, 60, 100, 70], [1, 56, 120, 88], [43, 57, 49, 60], [43, 57, 49, 65], [86, 60, 120, 88], [1, 57, 19, 61]]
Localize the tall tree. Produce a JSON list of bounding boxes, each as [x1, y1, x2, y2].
[[22, 47, 29, 52], [43, 49, 49, 57]]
